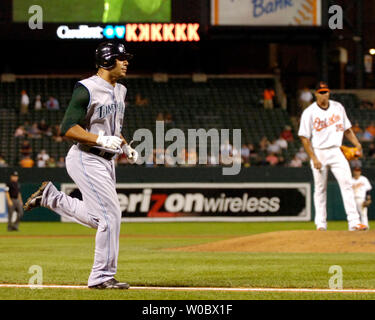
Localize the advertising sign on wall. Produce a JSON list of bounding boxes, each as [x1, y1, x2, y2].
[[56, 23, 200, 42], [61, 183, 311, 222]]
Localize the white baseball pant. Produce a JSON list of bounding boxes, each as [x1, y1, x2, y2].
[[41, 145, 122, 287], [311, 147, 361, 230], [355, 198, 369, 229]]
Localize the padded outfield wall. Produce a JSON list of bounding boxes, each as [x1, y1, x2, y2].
[[0, 167, 374, 222]]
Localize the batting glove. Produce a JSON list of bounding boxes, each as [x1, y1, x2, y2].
[[96, 131, 122, 150], [123, 141, 138, 164]]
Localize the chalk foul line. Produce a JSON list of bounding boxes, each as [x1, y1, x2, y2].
[[1, 284, 375, 294]]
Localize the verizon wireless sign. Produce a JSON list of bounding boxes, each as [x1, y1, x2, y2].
[[56, 23, 200, 42], [61, 183, 311, 222]]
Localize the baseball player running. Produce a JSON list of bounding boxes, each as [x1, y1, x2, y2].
[[352, 167, 372, 230], [298, 82, 366, 231], [23, 42, 138, 289]]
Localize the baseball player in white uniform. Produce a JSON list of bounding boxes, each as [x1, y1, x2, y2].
[[352, 167, 372, 230], [298, 82, 366, 231], [23, 42, 138, 289]]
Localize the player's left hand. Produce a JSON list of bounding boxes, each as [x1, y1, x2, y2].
[[340, 145, 362, 160], [123, 141, 138, 164], [363, 199, 372, 208]]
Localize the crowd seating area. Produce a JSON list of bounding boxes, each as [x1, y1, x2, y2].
[[0, 78, 76, 110], [0, 76, 374, 168]]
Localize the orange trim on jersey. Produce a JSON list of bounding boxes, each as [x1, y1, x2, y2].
[[313, 114, 341, 132], [353, 182, 364, 191]]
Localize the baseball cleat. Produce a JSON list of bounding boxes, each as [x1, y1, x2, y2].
[[358, 224, 369, 231], [23, 181, 50, 211], [349, 223, 368, 231], [88, 278, 130, 289], [317, 227, 327, 231]]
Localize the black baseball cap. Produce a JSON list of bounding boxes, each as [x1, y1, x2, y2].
[[315, 81, 330, 93], [11, 171, 18, 176]]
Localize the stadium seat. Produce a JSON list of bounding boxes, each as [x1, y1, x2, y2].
[[1, 76, 368, 167]]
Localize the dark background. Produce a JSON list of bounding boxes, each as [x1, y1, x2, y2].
[[0, 0, 375, 93]]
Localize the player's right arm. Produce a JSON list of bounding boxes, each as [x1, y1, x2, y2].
[[64, 125, 99, 146], [5, 189, 13, 208], [363, 177, 372, 207], [61, 84, 122, 150], [300, 137, 322, 169], [60, 84, 99, 146], [298, 108, 322, 170]]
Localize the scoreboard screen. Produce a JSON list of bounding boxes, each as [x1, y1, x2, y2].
[[13, 0, 172, 23], [211, 0, 322, 27]]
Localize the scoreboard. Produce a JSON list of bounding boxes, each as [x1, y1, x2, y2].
[[13, 0, 172, 23], [5, 0, 204, 41], [0, 0, 329, 43], [211, 0, 322, 27]]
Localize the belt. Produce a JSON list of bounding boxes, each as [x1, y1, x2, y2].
[[78, 144, 116, 161]]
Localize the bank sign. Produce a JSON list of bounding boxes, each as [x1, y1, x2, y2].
[[211, 0, 322, 26], [61, 183, 311, 222], [57, 23, 200, 41]]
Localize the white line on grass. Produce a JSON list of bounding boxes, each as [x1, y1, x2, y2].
[[1, 284, 375, 294]]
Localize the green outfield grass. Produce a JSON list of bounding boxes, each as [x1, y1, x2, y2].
[[0, 221, 375, 300]]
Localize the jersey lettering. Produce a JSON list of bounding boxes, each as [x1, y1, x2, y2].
[[353, 182, 364, 191], [79, 76, 127, 139], [98, 102, 125, 119], [313, 114, 341, 132]]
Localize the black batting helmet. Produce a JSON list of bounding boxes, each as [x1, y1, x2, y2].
[[95, 42, 133, 70]]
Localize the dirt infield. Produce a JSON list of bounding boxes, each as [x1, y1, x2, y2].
[[168, 230, 375, 253]]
